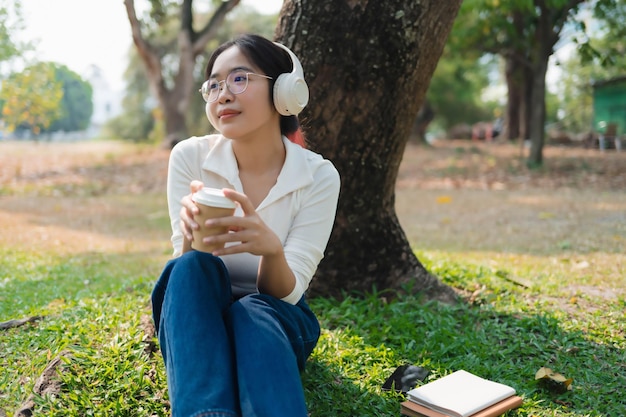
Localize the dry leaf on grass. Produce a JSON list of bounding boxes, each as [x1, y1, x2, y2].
[[535, 366, 573, 393]]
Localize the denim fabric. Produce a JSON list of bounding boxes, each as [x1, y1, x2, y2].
[[151, 251, 320, 417]]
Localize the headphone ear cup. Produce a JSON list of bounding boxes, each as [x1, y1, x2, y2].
[[272, 42, 309, 116], [273, 72, 309, 116]]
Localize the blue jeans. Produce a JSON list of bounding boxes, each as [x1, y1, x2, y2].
[[151, 251, 320, 417]]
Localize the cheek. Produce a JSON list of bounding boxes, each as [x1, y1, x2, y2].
[[205, 102, 218, 130]]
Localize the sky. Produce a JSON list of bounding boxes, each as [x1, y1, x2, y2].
[[18, 0, 283, 91], [17, 1, 567, 97]]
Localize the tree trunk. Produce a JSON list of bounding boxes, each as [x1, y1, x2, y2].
[[504, 56, 521, 140], [521, 66, 533, 141], [503, 11, 528, 142], [525, 0, 584, 167], [162, 87, 192, 148], [527, 58, 549, 167], [275, 0, 461, 303], [526, 1, 560, 168]]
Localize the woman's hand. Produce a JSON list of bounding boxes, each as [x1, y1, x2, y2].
[[179, 180, 204, 244], [203, 188, 283, 257]]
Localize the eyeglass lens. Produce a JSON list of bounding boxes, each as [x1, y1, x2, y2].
[[202, 70, 249, 103]]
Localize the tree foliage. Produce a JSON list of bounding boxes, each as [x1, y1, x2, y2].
[[579, 0, 626, 66], [47, 65, 93, 133], [104, 52, 156, 142], [427, 49, 498, 132], [0, 0, 27, 68], [0, 62, 63, 135]]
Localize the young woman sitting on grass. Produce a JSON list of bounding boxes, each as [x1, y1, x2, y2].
[[150, 33, 341, 417]]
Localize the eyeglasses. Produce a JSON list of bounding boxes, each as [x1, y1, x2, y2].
[[199, 70, 273, 103]]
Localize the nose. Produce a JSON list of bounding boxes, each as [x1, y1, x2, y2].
[[216, 81, 233, 102]]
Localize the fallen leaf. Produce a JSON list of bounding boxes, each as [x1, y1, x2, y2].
[[535, 367, 573, 393], [436, 195, 452, 204]]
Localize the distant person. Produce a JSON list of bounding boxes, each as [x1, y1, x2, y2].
[[150, 33, 341, 417]]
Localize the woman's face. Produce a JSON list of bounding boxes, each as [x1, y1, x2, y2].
[[205, 46, 278, 141]]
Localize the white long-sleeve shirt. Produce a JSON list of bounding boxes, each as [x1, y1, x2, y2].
[[167, 134, 341, 304]]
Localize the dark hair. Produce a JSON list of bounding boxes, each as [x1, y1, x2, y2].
[[204, 33, 302, 142]]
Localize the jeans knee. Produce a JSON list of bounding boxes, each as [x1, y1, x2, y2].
[[174, 251, 220, 274], [153, 251, 233, 324], [170, 251, 230, 289], [226, 294, 319, 370]]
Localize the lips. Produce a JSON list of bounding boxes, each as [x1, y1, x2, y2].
[[218, 109, 240, 119]]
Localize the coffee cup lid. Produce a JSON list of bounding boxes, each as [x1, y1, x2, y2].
[[192, 187, 236, 209]]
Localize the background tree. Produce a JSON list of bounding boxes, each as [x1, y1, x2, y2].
[[113, 4, 276, 142], [47, 65, 93, 133], [0, 0, 32, 121], [0, 0, 29, 71], [450, 0, 622, 167], [580, 0, 626, 65], [0, 62, 63, 136], [104, 52, 156, 142], [426, 49, 499, 137], [275, 0, 461, 302], [124, 0, 241, 147]]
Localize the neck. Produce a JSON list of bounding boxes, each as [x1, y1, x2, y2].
[[232, 133, 286, 175]]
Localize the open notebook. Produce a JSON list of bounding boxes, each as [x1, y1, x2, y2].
[[405, 370, 519, 417]]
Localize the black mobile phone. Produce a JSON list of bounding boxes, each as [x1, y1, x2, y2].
[[382, 364, 430, 394]]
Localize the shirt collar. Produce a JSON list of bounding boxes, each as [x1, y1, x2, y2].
[[202, 135, 315, 209]]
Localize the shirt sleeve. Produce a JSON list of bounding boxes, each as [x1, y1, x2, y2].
[[167, 139, 201, 257], [280, 160, 341, 304]]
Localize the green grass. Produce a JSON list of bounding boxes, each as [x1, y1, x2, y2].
[[1, 245, 624, 416]]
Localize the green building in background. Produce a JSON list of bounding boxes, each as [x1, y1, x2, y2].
[[592, 76, 626, 139]]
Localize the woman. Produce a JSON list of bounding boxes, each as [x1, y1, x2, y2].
[[151, 33, 341, 417]]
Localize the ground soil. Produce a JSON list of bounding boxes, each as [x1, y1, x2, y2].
[[395, 140, 626, 255], [1, 138, 624, 291]]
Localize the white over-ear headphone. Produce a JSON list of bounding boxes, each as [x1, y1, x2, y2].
[[272, 42, 309, 116]]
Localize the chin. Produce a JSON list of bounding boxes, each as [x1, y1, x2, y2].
[[221, 130, 258, 142]]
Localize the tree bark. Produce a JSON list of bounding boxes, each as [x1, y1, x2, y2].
[[504, 56, 522, 140], [275, 0, 461, 302], [506, 57, 533, 142], [522, 67, 533, 141], [503, 10, 535, 143], [124, 0, 240, 147], [527, 56, 550, 167]]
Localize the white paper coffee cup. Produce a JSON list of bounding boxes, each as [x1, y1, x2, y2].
[[190, 187, 236, 253]]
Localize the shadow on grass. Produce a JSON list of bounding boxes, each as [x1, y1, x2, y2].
[[303, 357, 402, 416], [304, 291, 626, 417]]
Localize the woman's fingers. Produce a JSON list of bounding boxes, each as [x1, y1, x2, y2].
[[190, 180, 204, 193], [222, 188, 255, 214], [179, 181, 204, 241]]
